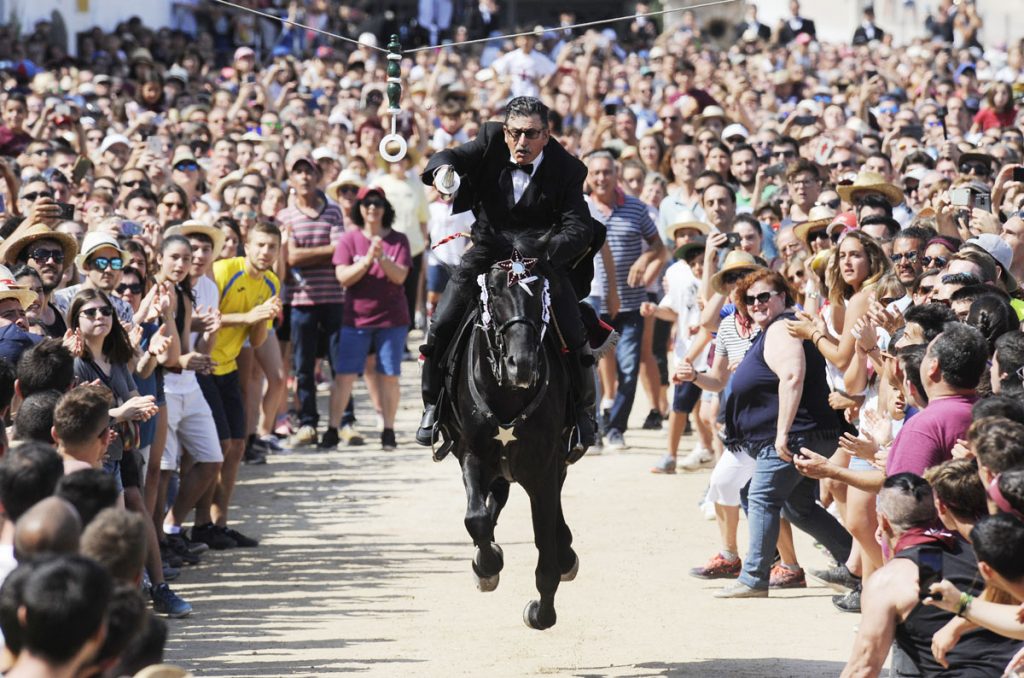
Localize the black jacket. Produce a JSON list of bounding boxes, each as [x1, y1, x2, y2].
[[852, 23, 885, 45], [777, 17, 816, 44], [421, 121, 598, 269]]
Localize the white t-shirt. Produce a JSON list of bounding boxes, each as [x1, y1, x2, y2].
[[164, 276, 218, 396], [660, 261, 708, 368], [426, 202, 474, 267], [491, 48, 556, 98]]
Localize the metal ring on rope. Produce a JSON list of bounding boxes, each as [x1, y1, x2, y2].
[[379, 132, 408, 163]]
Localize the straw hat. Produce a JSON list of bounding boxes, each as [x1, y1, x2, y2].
[[793, 205, 837, 245], [711, 250, 764, 294], [837, 170, 904, 207], [0, 222, 78, 268], [665, 219, 711, 240], [0, 264, 41, 310], [165, 220, 226, 257], [326, 169, 366, 203]]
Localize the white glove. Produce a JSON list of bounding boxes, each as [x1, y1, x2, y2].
[[433, 164, 461, 196]]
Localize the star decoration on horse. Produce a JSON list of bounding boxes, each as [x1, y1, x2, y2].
[[496, 249, 538, 287]]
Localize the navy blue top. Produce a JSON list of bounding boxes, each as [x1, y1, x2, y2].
[[725, 311, 839, 450]]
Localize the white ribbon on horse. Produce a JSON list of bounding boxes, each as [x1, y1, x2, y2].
[[541, 279, 551, 341], [476, 273, 492, 328], [516, 275, 538, 295]]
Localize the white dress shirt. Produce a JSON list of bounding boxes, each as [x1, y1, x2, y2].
[[510, 150, 543, 204]]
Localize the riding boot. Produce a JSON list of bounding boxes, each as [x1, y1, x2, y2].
[[416, 282, 471, 453], [416, 350, 442, 448], [568, 346, 598, 463]]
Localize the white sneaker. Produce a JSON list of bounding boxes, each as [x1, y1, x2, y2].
[[290, 425, 318, 447], [678, 446, 713, 471], [605, 429, 627, 450], [700, 499, 717, 520]]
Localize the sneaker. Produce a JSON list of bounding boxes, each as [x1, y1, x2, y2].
[[258, 434, 285, 452], [340, 424, 365, 446], [678, 446, 714, 471], [713, 581, 768, 598], [700, 499, 717, 520], [318, 427, 340, 449], [168, 531, 209, 555], [589, 434, 604, 456], [243, 443, 267, 465], [190, 522, 237, 550], [151, 583, 192, 618], [642, 409, 663, 430], [605, 429, 627, 450], [221, 526, 259, 548], [651, 454, 676, 474], [381, 428, 397, 450], [832, 586, 862, 613], [689, 552, 742, 579], [808, 563, 861, 592], [769, 565, 807, 589], [291, 425, 318, 447], [162, 563, 181, 581], [159, 542, 183, 569], [163, 537, 199, 566]]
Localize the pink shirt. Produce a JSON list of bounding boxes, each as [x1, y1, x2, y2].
[[332, 229, 412, 328], [886, 395, 975, 477]]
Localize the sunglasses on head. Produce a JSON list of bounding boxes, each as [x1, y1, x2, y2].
[[921, 255, 947, 268], [744, 290, 781, 306], [116, 282, 144, 294], [28, 248, 64, 264], [79, 305, 114, 319], [89, 257, 123, 271], [21, 191, 53, 202]]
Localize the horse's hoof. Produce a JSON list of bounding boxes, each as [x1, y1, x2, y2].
[[474, 570, 500, 592], [522, 600, 555, 630], [560, 554, 579, 582]]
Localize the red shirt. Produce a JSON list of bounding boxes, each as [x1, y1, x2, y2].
[[332, 229, 412, 328]]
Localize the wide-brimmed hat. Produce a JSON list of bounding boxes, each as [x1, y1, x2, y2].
[[165, 220, 226, 257], [711, 250, 764, 294], [665, 219, 711, 240], [966, 233, 1018, 293], [326, 170, 366, 202], [74, 232, 128, 270], [837, 170, 904, 207], [793, 205, 837, 245], [0, 222, 78, 268], [674, 236, 706, 261]]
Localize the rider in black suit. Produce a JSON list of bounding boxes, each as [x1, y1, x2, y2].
[[415, 96, 599, 456]]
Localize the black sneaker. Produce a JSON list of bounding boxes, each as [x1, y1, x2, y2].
[[832, 586, 861, 613], [318, 427, 340, 449], [164, 535, 201, 565], [169, 530, 209, 555], [221, 525, 259, 547], [190, 522, 237, 550], [243, 442, 268, 465], [159, 542, 184, 569], [381, 428, 397, 450], [809, 563, 861, 592], [642, 409, 663, 430]]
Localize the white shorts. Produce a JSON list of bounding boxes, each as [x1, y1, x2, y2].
[[705, 447, 756, 507], [161, 390, 224, 471]]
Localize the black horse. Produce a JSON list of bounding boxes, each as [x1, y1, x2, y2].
[[437, 233, 579, 630]]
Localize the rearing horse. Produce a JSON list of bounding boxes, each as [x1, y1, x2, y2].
[[441, 234, 579, 630]]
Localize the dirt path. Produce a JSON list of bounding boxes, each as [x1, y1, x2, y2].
[[165, 371, 856, 677]]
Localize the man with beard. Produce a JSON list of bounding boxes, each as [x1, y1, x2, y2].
[[888, 226, 930, 288], [203, 222, 282, 547], [0, 223, 79, 337], [729, 143, 760, 210]]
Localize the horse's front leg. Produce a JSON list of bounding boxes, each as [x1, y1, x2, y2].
[[462, 451, 503, 591], [523, 469, 561, 630], [556, 466, 578, 581]]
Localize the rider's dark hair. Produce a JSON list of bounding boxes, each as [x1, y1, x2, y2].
[[504, 97, 549, 127]]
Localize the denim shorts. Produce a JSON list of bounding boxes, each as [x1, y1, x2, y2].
[[336, 326, 409, 376], [426, 265, 450, 293], [849, 455, 876, 471], [672, 381, 702, 413]]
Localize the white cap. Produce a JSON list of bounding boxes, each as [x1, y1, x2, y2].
[[722, 123, 749, 141], [312, 147, 341, 163], [98, 134, 131, 155]]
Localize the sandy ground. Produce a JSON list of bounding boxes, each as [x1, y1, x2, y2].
[[164, 364, 858, 677]]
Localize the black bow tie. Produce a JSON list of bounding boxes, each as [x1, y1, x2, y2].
[[509, 162, 534, 175]]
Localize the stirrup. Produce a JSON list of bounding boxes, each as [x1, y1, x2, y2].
[[592, 329, 620, 361], [566, 426, 587, 465], [432, 434, 454, 462]]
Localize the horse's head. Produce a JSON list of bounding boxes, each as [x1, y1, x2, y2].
[[478, 246, 551, 389]]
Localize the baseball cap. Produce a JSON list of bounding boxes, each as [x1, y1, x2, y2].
[[234, 46, 256, 61], [98, 134, 131, 155], [722, 123, 750, 141]]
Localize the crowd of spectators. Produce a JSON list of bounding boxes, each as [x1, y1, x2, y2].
[[0, 0, 1022, 674]]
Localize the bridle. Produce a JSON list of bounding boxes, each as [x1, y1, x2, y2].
[[475, 268, 550, 387]]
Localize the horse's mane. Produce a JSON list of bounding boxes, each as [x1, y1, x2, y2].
[[454, 229, 554, 286]]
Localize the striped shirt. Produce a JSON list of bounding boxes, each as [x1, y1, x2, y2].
[[277, 198, 345, 306], [587, 192, 659, 313], [715, 307, 760, 366]]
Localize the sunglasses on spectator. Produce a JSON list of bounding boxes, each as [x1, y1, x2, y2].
[[926, 121, 943, 128], [878, 106, 899, 115], [829, 160, 857, 170], [79, 306, 114, 319], [361, 198, 387, 209], [174, 161, 200, 172], [773, 150, 796, 159], [162, 199, 184, 209], [339, 185, 359, 195], [921, 255, 947, 268], [21, 191, 54, 202], [28, 248, 64, 264], [89, 257, 123, 271], [121, 179, 149, 189], [660, 115, 680, 123], [890, 251, 918, 263], [504, 127, 544, 140], [917, 284, 934, 295], [116, 282, 144, 295], [236, 196, 260, 205], [744, 290, 781, 306], [816, 198, 841, 209], [960, 162, 991, 176]]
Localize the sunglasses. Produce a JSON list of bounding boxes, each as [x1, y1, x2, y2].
[[504, 127, 544, 140], [79, 305, 114, 319], [339, 185, 359, 195], [89, 257, 123, 271], [890, 251, 918, 263], [28, 248, 64, 264], [174, 162, 200, 172], [121, 179, 149, 189], [744, 290, 781, 306], [960, 162, 991, 177], [116, 282, 144, 294], [661, 115, 681, 122], [162, 200, 184, 209], [816, 198, 841, 209], [773, 150, 796, 158], [921, 255, 947, 268], [21, 191, 54, 202], [361, 198, 386, 209], [236, 196, 260, 205], [917, 284, 934, 295]]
